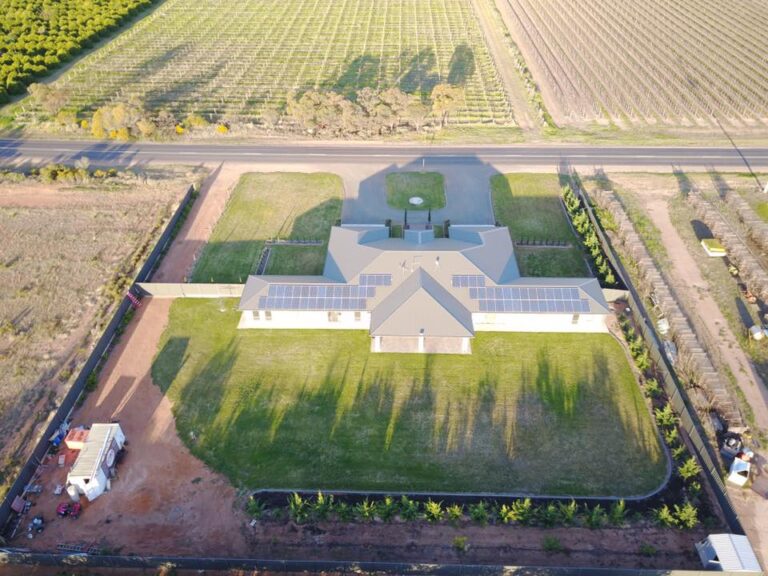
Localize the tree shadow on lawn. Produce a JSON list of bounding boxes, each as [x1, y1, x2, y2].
[[157, 323, 665, 494]]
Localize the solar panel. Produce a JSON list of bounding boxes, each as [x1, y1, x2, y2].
[[359, 274, 392, 286], [258, 295, 367, 311], [451, 275, 486, 288], [465, 284, 590, 314]]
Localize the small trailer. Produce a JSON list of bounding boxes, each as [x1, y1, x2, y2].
[[66, 423, 126, 502]]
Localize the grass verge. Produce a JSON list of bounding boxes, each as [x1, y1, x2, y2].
[[153, 299, 666, 495]]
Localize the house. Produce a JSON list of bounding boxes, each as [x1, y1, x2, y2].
[[238, 224, 609, 354], [66, 423, 126, 502]]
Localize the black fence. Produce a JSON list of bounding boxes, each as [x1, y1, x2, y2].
[[0, 185, 195, 534], [0, 550, 757, 576], [575, 183, 743, 535]]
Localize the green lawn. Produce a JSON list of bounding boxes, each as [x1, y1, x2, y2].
[[515, 246, 590, 277], [491, 174, 589, 277], [386, 172, 446, 210], [192, 173, 342, 282], [153, 299, 666, 496]]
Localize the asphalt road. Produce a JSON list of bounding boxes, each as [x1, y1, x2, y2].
[[2, 138, 768, 170]]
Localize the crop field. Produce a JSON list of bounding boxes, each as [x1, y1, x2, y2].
[[491, 173, 589, 277], [501, 0, 768, 127], [153, 299, 666, 495], [0, 170, 190, 496], [39, 0, 513, 126], [192, 173, 343, 283]]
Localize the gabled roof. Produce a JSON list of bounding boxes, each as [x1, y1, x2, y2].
[[323, 226, 385, 282], [370, 268, 473, 337]]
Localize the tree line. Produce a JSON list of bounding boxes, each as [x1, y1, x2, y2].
[[0, 0, 156, 102], [27, 82, 466, 140]]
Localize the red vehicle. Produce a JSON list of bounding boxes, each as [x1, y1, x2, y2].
[[56, 502, 82, 519]]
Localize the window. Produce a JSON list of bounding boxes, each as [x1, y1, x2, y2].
[[265, 310, 272, 321], [254, 311, 261, 321], [571, 313, 580, 324], [354, 311, 361, 322], [328, 311, 339, 323]]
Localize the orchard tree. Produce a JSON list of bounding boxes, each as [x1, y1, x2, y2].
[[431, 83, 463, 127]]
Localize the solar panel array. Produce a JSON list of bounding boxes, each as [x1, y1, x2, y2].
[[467, 286, 591, 313], [258, 284, 374, 311], [451, 275, 486, 288], [359, 274, 392, 286]]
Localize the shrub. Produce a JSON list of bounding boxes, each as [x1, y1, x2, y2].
[[672, 444, 687, 461], [399, 495, 419, 521], [654, 505, 677, 528], [538, 503, 559, 527], [509, 498, 534, 525], [664, 428, 679, 446], [609, 500, 626, 526], [446, 503, 464, 525], [557, 500, 579, 525], [678, 456, 702, 482], [585, 504, 606, 529], [355, 498, 377, 522], [377, 495, 398, 522], [644, 378, 662, 398], [287, 493, 309, 524], [452, 536, 469, 554], [246, 497, 266, 519], [312, 492, 334, 521], [469, 501, 489, 525], [216, 123, 229, 134], [185, 112, 209, 128], [673, 502, 699, 529], [335, 502, 355, 522], [543, 536, 564, 554], [639, 543, 657, 557], [424, 499, 444, 523], [655, 403, 678, 428], [498, 503, 515, 525]]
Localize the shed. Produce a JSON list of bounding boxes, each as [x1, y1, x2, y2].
[[727, 457, 751, 487], [695, 534, 761, 572], [66, 423, 125, 502]]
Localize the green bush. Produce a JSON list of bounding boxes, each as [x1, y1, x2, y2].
[[424, 499, 444, 523], [377, 495, 398, 522], [655, 403, 678, 428], [399, 495, 420, 521], [509, 498, 535, 525], [674, 502, 699, 529], [678, 457, 702, 482], [585, 504, 606, 529], [287, 492, 309, 524], [609, 500, 626, 526], [639, 543, 657, 557], [355, 498, 377, 522], [446, 503, 464, 525], [469, 501, 490, 525], [246, 496, 266, 519], [654, 504, 677, 528], [557, 499, 579, 525], [312, 492, 334, 521], [542, 536, 564, 553], [538, 502, 559, 527]]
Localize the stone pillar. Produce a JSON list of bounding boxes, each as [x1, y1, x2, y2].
[[418, 329, 425, 353], [374, 336, 381, 352], [462, 337, 470, 354]]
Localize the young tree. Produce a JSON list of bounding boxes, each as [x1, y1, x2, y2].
[[430, 83, 463, 127], [28, 83, 69, 116]]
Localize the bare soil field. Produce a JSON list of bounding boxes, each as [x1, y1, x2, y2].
[[0, 169, 196, 499], [496, 0, 768, 130]]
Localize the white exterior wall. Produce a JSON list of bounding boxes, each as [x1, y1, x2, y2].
[[238, 310, 371, 330], [473, 312, 608, 333]]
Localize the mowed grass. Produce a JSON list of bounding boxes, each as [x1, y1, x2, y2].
[[192, 173, 342, 282], [153, 299, 666, 495], [492, 174, 589, 277], [386, 172, 446, 210]]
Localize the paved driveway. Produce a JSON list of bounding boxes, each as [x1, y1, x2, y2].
[[342, 156, 498, 225]]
